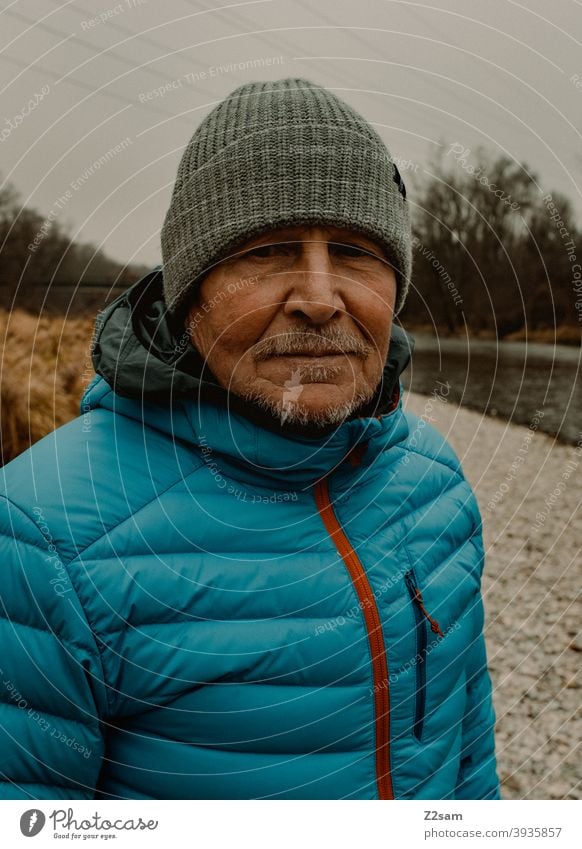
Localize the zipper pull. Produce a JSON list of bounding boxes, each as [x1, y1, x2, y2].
[[411, 583, 444, 637]]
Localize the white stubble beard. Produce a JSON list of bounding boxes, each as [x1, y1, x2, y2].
[[238, 364, 377, 428]]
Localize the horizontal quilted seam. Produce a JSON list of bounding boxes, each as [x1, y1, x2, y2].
[[0, 611, 63, 639], [77, 550, 333, 562], [125, 686, 370, 719], [0, 494, 110, 716], [126, 696, 374, 750], [421, 533, 484, 590], [403, 541, 481, 637], [106, 739, 374, 763], [65, 460, 207, 569], [0, 614, 112, 732], [372, 474, 469, 534], [330, 445, 408, 489], [399, 530, 482, 587], [0, 611, 97, 650], [400, 443, 465, 481], [238, 682, 368, 692], [135, 683, 368, 707], [107, 685, 373, 716], [0, 520, 55, 552], [103, 614, 362, 635], [116, 741, 373, 757], [0, 698, 97, 733]]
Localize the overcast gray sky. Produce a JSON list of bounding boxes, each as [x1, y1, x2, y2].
[[1, 0, 580, 269]]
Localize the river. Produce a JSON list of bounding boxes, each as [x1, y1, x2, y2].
[[401, 333, 582, 445]]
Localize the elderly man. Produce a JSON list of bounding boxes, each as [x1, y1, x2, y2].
[[0, 78, 499, 800]]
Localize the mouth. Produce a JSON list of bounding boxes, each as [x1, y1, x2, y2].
[[270, 351, 359, 359]]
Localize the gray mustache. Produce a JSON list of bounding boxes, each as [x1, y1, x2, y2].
[[253, 328, 373, 361]]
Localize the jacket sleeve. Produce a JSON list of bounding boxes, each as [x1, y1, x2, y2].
[[454, 521, 501, 800], [0, 495, 107, 799]]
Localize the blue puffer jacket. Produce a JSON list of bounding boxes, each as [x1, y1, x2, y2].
[[0, 269, 500, 800]]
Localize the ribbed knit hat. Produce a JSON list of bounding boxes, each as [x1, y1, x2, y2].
[[161, 78, 412, 317]]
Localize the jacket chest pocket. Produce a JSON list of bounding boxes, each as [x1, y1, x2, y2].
[[404, 567, 444, 742]]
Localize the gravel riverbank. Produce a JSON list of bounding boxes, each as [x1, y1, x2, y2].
[[404, 391, 581, 800]]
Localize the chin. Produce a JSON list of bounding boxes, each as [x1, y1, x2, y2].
[[239, 383, 375, 430]]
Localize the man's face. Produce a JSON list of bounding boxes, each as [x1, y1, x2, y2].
[[185, 225, 397, 428]]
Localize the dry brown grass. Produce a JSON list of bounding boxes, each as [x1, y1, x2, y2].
[[0, 308, 95, 466]]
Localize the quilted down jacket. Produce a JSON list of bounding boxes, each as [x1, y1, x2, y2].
[[0, 268, 500, 800]]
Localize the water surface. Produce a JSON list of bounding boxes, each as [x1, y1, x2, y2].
[[401, 333, 582, 445]]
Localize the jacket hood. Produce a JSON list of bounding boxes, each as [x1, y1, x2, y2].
[[85, 267, 415, 484]]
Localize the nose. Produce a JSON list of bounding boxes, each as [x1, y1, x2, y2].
[[282, 240, 347, 324]]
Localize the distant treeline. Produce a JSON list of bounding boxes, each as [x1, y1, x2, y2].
[[400, 144, 581, 343], [0, 175, 149, 315], [1, 145, 581, 340]]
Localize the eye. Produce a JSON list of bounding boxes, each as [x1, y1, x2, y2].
[[243, 243, 293, 259], [331, 242, 382, 260]]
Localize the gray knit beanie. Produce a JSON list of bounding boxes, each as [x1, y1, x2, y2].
[[160, 78, 412, 317]]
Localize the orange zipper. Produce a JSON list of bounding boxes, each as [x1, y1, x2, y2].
[[314, 455, 393, 800]]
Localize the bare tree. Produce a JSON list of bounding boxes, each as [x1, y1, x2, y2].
[[402, 145, 581, 341]]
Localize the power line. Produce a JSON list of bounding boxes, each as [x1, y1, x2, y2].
[[0, 50, 168, 116], [1, 2, 275, 122], [3, 7, 200, 89], [49, 0, 269, 75]]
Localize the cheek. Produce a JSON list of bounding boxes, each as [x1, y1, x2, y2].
[[203, 293, 277, 354], [347, 287, 393, 342]]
